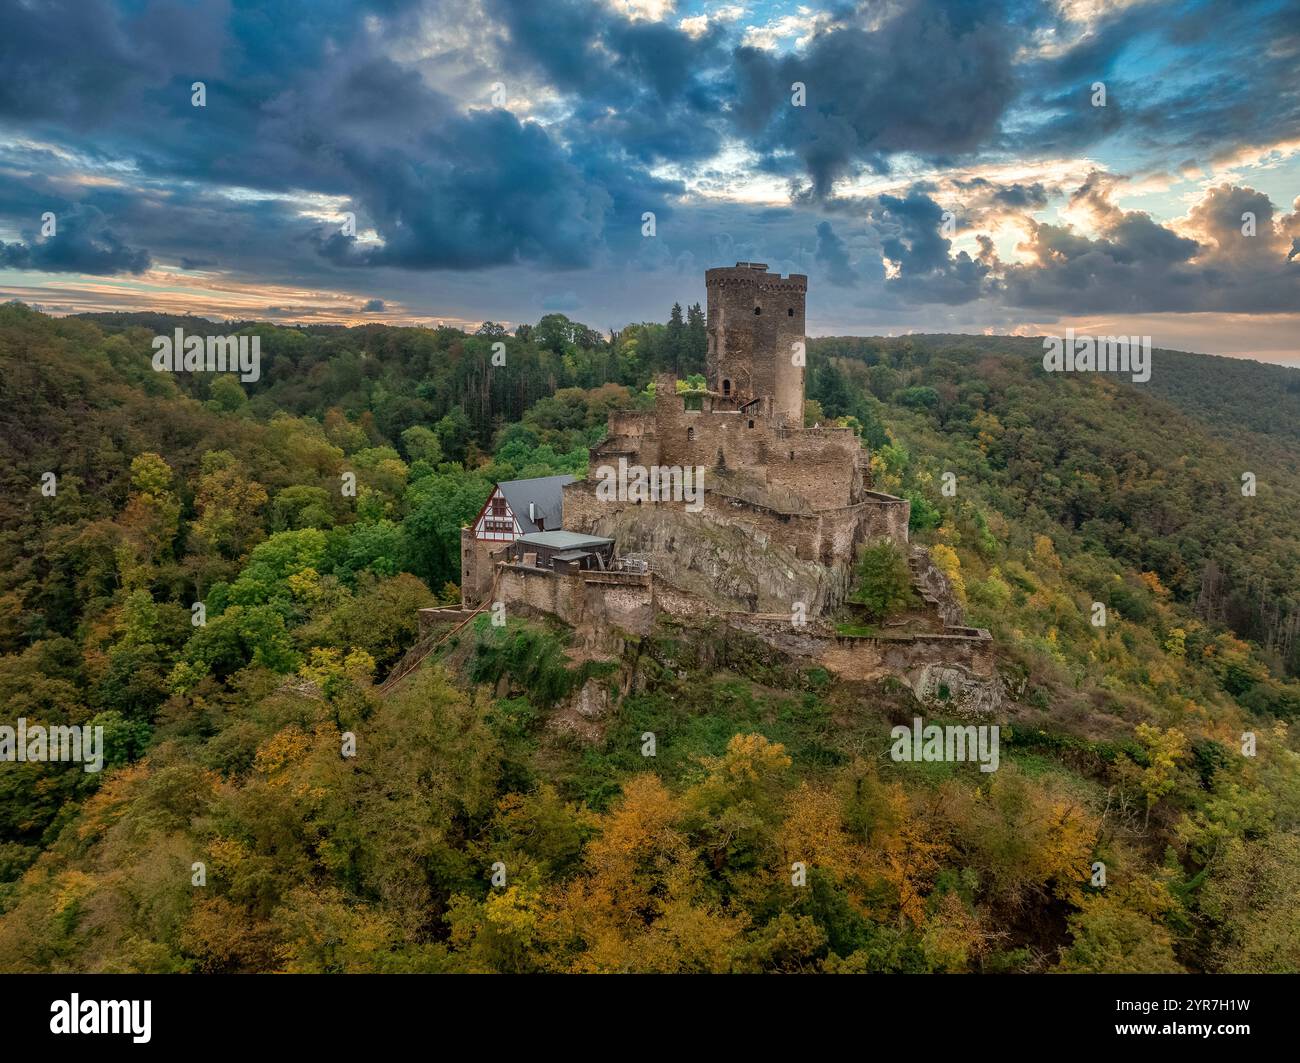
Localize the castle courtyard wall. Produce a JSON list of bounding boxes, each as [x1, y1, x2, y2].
[[644, 379, 863, 510], [495, 564, 656, 641], [562, 479, 908, 568]]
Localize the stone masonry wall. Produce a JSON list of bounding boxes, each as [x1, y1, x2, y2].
[[488, 563, 997, 713], [460, 528, 507, 609], [495, 565, 656, 646], [563, 478, 907, 568], [705, 264, 806, 425], [644, 378, 864, 511], [727, 614, 999, 716]]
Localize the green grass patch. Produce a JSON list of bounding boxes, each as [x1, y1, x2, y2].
[[835, 621, 881, 637]]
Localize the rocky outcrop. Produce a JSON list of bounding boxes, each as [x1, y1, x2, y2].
[[588, 503, 849, 616], [908, 547, 965, 629], [913, 662, 1003, 718], [725, 614, 1001, 717], [547, 676, 613, 743]]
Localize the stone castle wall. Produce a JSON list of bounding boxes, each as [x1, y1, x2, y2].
[[461, 528, 506, 609], [488, 566, 998, 714], [563, 478, 907, 569], [452, 262, 988, 713], [706, 264, 806, 424], [725, 613, 999, 715], [641, 376, 865, 510], [495, 564, 656, 644]]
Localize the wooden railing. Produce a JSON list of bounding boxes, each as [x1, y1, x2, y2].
[[378, 568, 501, 695]]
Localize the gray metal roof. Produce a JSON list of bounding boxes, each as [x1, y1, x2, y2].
[[517, 530, 614, 550], [497, 474, 576, 534]]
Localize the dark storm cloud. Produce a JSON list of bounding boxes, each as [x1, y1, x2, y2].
[[997, 185, 1047, 209], [0, 0, 622, 274], [482, 0, 729, 166], [317, 109, 612, 271], [480, 0, 634, 97], [856, 188, 993, 305], [0, 205, 150, 275], [731, 0, 1022, 195], [0, 0, 229, 128], [0, 0, 1295, 327], [814, 221, 857, 287], [0, 167, 332, 286], [873, 190, 957, 273]]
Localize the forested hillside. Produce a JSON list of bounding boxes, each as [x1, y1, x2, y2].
[[806, 335, 1300, 680], [1, 301, 1297, 973]]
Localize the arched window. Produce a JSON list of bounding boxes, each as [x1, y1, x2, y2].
[[687, 427, 695, 441], [753, 306, 762, 315], [722, 379, 731, 395], [787, 308, 795, 316]]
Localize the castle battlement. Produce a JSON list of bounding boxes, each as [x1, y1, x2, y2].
[[705, 262, 808, 285]]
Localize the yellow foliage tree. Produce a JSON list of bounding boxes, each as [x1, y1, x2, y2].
[[1134, 723, 1189, 809], [929, 543, 967, 605]]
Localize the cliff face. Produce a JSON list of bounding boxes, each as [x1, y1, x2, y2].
[[908, 547, 966, 629], [587, 504, 851, 616]]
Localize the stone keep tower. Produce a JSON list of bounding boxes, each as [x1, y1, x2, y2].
[[705, 262, 807, 425]]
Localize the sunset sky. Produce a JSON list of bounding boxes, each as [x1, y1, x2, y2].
[[1, 0, 1297, 362]]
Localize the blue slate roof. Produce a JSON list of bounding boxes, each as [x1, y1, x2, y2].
[[497, 474, 576, 534]]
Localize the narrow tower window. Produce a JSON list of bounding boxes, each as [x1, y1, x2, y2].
[[723, 379, 731, 395], [787, 308, 794, 316], [687, 427, 695, 441], [753, 306, 761, 315]]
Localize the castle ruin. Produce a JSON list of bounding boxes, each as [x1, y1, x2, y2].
[[562, 262, 909, 601], [444, 263, 996, 714]]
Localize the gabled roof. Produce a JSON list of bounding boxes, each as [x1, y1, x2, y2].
[[496, 474, 576, 534], [516, 530, 614, 550]]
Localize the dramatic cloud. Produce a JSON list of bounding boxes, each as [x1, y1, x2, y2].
[[731, 1, 1021, 194], [1001, 176, 1300, 313], [865, 189, 994, 305], [0, 205, 150, 275], [0, 0, 1295, 357], [814, 221, 857, 287]]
